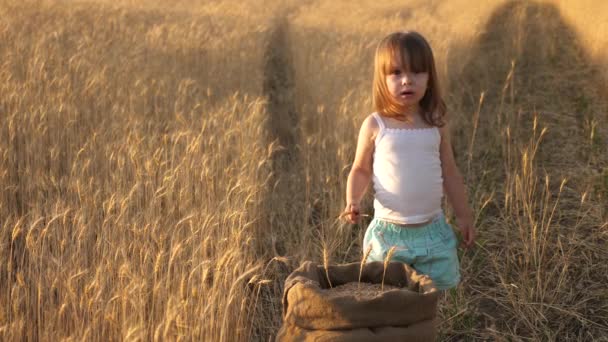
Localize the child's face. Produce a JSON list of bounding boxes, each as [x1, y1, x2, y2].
[[385, 62, 429, 107]]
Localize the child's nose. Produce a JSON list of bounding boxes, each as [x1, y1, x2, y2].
[[401, 74, 413, 85]]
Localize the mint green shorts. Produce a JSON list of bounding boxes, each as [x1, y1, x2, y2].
[[363, 213, 461, 290]]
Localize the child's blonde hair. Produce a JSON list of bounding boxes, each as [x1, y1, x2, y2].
[[372, 31, 446, 126]]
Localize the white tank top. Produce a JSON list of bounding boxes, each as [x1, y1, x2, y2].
[[371, 112, 444, 224]]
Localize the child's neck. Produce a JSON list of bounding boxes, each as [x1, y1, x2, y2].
[[395, 104, 422, 123]]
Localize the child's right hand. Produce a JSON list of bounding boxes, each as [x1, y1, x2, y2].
[[342, 203, 361, 223]]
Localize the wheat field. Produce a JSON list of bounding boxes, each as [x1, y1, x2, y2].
[[0, 0, 607, 340]]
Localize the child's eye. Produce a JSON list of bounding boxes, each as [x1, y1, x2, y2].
[[390, 69, 401, 75]]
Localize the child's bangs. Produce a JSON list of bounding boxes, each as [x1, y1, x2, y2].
[[381, 35, 430, 74]]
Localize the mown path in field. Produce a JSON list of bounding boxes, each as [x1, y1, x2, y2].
[[264, 17, 299, 167], [257, 5, 315, 337], [261, 15, 301, 259]]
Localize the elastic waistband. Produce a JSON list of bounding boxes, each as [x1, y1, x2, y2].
[[371, 213, 445, 237], [374, 211, 444, 226]]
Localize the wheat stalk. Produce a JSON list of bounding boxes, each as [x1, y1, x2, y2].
[[466, 91, 484, 179], [381, 246, 397, 291], [323, 247, 333, 288], [358, 245, 373, 292]]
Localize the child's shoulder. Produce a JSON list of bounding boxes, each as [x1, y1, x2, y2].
[[354, 113, 381, 143], [362, 112, 381, 128], [361, 112, 381, 138], [431, 110, 450, 137], [436, 120, 450, 139]]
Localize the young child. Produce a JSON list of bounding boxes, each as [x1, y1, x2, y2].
[[343, 31, 475, 290]]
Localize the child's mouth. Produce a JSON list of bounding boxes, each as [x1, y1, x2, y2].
[[400, 90, 415, 96]]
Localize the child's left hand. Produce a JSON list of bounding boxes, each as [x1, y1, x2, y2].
[[456, 216, 475, 249]]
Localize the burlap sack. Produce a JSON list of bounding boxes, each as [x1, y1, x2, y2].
[[276, 261, 439, 342]]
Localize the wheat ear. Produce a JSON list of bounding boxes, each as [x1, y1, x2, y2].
[[381, 246, 397, 291], [358, 245, 373, 292]]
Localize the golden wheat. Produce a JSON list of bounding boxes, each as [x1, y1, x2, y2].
[[357, 244, 373, 292], [0, 0, 606, 341], [381, 246, 397, 292]]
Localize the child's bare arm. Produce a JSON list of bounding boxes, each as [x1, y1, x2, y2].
[[439, 125, 475, 247], [344, 116, 377, 223]]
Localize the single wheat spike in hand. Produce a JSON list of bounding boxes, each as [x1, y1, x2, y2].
[[381, 246, 397, 291], [338, 212, 372, 219], [358, 245, 373, 292]]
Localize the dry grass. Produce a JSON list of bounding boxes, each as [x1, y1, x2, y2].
[[0, 0, 607, 341]]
